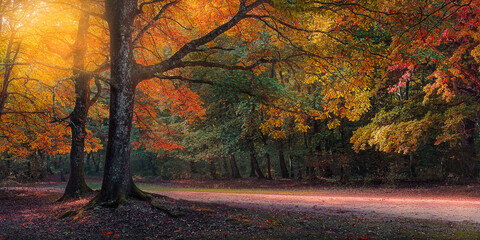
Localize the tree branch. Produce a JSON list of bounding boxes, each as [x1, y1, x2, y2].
[[137, 0, 270, 81], [133, 0, 178, 46]]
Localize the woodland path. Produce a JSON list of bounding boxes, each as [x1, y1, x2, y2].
[[155, 190, 480, 223], [4, 184, 480, 224]]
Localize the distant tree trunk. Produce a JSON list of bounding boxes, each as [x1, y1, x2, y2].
[[289, 155, 295, 178], [250, 155, 256, 177], [189, 160, 197, 176], [265, 152, 272, 180], [296, 156, 303, 180], [47, 154, 53, 174], [409, 153, 416, 179], [278, 143, 289, 178], [307, 165, 316, 180], [340, 165, 345, 182], [27, 161, 32, 178], [250, 152, 264, 179], [229, 154, 241, 179], [459, 118, 477, 179], [6, 159, 11, 176], [94, 152, 101, 173], [148, 156, 158, 176], [59, 157, 66, 182], [222, 157, 230, 178], [208, 159, 218, 180]]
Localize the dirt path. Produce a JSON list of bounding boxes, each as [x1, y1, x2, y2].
[[155, 190, 480, 223], [4, 185, 480, 223]]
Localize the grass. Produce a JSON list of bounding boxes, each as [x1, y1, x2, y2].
[[139, 184, 326, 195], [51, 181, 328, 195]]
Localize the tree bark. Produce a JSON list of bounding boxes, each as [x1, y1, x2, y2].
[[229, 154, 241, 179], [59, 2, 93, 200], [97, 0, 148, 206]]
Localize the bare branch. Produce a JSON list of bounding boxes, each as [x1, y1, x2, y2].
[[133, 0, 178, 46], [89, 78, 103, 106], [155, 75, 214, 85]]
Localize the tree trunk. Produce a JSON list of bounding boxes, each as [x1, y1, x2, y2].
[[46, 154, 52, 174], [409, 153, 416, 179], [278, 143, 289, 178], [265, 152, 272, 179], [59, 157, 66, 182], [459, 118, 477, 179], [296, 156, 303, 180], [250, 152, 264, 179], [94, 151, 101, 173], [229, 154, 241, 179], [208, 159, 218, 180], [289, 155, 294, 178], [59, 2, 93, 201], [148, 156, 158, 176], [97, 0, 147, 206], [250, 155, 256, 177], [189, 160, 197, 176], [222, 157, 229, 178], [6, 159, 11, 176]]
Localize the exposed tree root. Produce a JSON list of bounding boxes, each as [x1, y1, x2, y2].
[[57, 189, 187, 220], [56, 183, 93, 202], [150, 199, 187, 218], [56, 179, 188, 219], [58, 210, 78, 219]]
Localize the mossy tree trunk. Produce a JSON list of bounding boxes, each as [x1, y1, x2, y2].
[[96, 0, 147, 206]]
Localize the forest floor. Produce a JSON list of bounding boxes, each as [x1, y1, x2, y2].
[[2, 177, 480, 239]]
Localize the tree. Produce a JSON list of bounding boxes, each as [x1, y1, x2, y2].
[[59, 0, 106, 201], [95, 0, 278, 206]]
